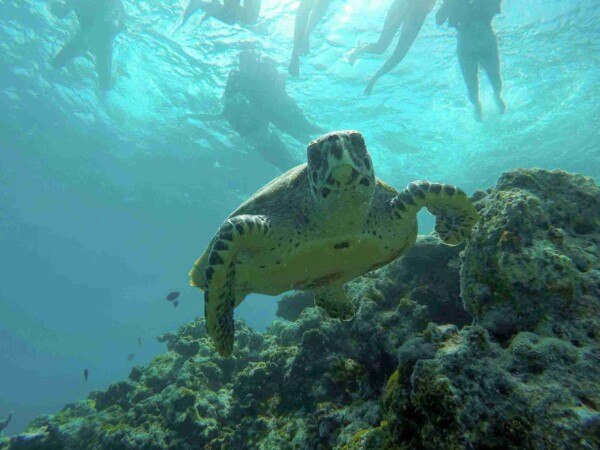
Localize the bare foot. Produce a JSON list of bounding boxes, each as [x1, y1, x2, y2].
[[344, 48, 360, 65]]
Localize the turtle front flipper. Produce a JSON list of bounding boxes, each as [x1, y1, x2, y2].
[[314, 284, 355, 320], [197, 214, 270, 356], [392, 181, 478, 245]]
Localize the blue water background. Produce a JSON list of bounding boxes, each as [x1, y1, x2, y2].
[[0, 0, 599, 435]]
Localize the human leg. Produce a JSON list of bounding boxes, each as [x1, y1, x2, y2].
[[268, 95, 319, 143], [346, 0, 404, 65], [364, 11, 427, 95], [253, 130, 298, 172], [480, 29, 506, 114], [301, 0, 331, 54], [289, 0, 315, 76], [457, 37, 482, 120], [240, 0, 261, 25], [51, 32, 88, 68]]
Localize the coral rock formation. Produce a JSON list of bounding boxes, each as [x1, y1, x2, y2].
[[461, 169, 600, 342]]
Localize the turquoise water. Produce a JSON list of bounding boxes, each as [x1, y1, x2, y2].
[[0, 0, 598, 436]]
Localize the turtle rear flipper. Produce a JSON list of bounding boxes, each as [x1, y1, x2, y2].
[[314, 284, 355, 320], [392, 181, 478, 245], [199, 215, 270, 356], [189, 234, 219, 290], [189, 255, 207, 289]]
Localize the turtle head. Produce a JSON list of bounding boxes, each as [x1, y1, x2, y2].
[[307, 130, 376, 210]]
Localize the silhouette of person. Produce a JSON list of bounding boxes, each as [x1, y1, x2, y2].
[[184, 51, 322, 171], [345, 0, 436, 95], [50, 0, 126, 90], [436, 0, 506, 120], [289, 0, 333, 76], [234, 50, 323, 143], [176, 0, 261, 32]]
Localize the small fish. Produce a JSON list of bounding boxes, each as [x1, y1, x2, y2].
[[127, 353, 135, 362], [83, 368, 89, 381], [166, 291, 180, 302], [138, 337, 142, 346], [173, 300, 179, 308]]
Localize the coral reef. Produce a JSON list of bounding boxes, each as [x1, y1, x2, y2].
[[380, 324, 599, 449], [461, 169, 600, 342], [379, 234, 471, 327], [1, 169, 598, 450], [276, 291, 314, 321]]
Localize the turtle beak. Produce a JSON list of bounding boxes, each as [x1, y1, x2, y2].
[[327, 136, 360, 184]]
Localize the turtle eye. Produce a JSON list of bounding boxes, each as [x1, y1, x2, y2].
[[307, 144, 321, 169]]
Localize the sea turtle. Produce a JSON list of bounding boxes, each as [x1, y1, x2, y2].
[[190, 130, 478, 356]]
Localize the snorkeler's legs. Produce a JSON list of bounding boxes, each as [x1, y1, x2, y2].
[[480, 30, 506, 114], [364, 13, 427, 96], [457, 40, 482, 121], [51, 32, 88, 69], [95, 38, 114, 90], [269, 98, 322, 144], [255, 131, 298, 172], [239, 0, 261, 25], [289, 0, 316, 76], [302, 0, 331, 54], [346, 0, 404, 65]]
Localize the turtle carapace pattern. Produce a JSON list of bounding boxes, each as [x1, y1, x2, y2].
[[190, 130, 478, 356]]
